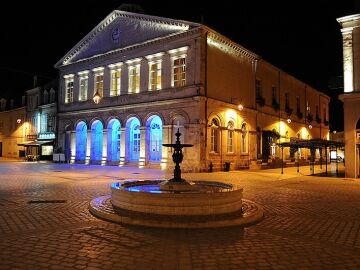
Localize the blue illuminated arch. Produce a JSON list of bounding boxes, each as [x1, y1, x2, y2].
[[107, 119, 121, 162], [146, 115, 162, 162], [75, 121, 87, 161], [90, 120, 103, 162], [126, 117, 141, 162]]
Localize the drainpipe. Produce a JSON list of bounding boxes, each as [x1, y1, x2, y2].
[[204, 31, 208, 171]]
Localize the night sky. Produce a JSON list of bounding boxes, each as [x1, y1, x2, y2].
[[1, 0, 357, 131]]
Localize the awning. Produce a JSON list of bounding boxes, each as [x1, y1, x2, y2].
[[18, 140, 53, 146]]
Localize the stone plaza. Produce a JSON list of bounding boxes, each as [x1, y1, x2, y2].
[[0, 161, 359, 269]]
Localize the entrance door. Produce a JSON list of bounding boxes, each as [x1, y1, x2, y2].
[[0, 142, 2, 157]]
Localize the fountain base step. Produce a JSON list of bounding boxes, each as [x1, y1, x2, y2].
[[89, 195, 264, 228]]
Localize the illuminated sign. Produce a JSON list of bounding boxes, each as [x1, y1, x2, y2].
[[38, 132, 55, 140]]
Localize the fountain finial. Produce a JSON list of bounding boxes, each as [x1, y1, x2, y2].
[[162, 128, 193, 189]]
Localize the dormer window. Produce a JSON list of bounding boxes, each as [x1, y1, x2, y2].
[[43, 90, 48, 104]]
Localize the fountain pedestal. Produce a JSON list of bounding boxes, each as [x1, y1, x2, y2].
[[89, 129, 264, 228]]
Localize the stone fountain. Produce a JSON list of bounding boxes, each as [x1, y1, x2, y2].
[[89, 129, 263, 228]]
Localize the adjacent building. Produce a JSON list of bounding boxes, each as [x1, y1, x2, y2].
[[0, 99, 27, 158], [338, 14, 360, 178], [23, 82, 57, 160], [55, 9, 329, 171]]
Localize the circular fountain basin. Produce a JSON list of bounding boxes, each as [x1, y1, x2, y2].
[[110, 180, 243, 216]]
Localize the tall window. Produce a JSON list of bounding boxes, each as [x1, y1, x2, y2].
[[110, 70, 121, 96], [227, 121, 234, 153], [272, 86, 277, 102], [210, 118, 219, 153], [296, 96, 300, 112], [129, 65, 140, 93], [149, 62, 162, 90], [285, 93, 290, 108], [49, 89, 55, 103], [65, 78, 74, 103], [316, 105, 319, 117], [323, 108, 327, 121], [255, 79, 262, 98], [241, 123, 247, 153], [173, 57, 186, 87], [306, 100, 310, 113], [43, 90, 48, 104], [94, 74, 104, 97], [79, 76, 88, 101]]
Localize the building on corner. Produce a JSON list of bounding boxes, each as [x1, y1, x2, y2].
[[55, 8, 330, 171]]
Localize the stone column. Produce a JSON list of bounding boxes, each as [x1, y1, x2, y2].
[[73, 75, 79, 102], [162, 53, 172, 89], [341, 27, 354, 92], [120, 127, 126, 165], [86, 130, 91, 163], [140, 58, 148, 93], [70, 131, 76, 162], [88, 72, 94, 99], [102, 129, 107, 164], [121, 65, 128, 95], [140, 127, 147, 166], [103, 67, 111, 97]]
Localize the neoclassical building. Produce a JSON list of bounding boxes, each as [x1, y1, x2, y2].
[[55, 9, 329, 171]]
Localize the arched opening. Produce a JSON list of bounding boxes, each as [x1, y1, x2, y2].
[[147, 115, 162, 162], [75, 121, 87, 161], [107, 119, 121, 162], [126, 117, 141, 162], [90, 120, 103, 162], [227, 121, 235, 153], [210, 118, 220, 153]]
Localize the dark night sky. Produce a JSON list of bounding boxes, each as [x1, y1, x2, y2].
[[0, 0, 357, 130]]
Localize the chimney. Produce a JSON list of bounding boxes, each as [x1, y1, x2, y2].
[[33, 75, 38, 88]]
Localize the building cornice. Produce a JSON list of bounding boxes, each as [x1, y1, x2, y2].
[[58, 97, 197, 116], [205, 28, 258, 61], [337, 14, 360, 24], [55, 10, 200, 68], [57, 27, 202, 69], [339, 91, 360, 102]]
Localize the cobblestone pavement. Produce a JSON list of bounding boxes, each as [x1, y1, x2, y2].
[[0, 162, 359, 269]]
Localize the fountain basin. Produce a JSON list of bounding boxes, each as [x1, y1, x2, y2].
[[111, 180, 243, 216]]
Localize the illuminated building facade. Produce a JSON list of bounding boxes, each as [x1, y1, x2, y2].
[[56, 9, 329, 171], [0, 101, 26, 158], [25, 84, 57, 159], [338, 14, 360, 178]]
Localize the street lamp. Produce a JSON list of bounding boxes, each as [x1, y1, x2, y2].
[[287, 118, 291, 123], [308, 124, 313, 129], [231, 97, 243, 111], [93, 91, 102, 104]]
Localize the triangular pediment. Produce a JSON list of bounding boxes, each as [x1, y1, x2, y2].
[[55, 10, 199, 67]]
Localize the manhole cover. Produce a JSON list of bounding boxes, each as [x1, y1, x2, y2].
[[131, 173, 141, 175], [28, 200, 67, 204], [53, 171, 63, 172]]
